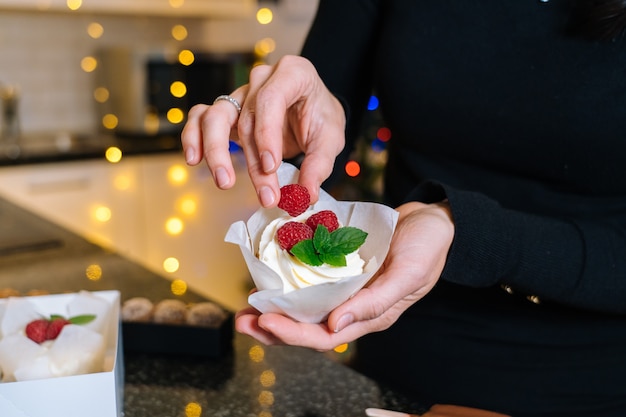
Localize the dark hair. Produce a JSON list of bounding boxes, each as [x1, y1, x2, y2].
[[569, 0, 626, 40]]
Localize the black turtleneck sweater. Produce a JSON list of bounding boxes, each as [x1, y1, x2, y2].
[[301, 1, 626, 416]]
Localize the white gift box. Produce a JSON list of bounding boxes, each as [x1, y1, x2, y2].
[[0, 291, 123, 417]]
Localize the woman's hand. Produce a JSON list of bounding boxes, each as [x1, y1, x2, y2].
[[180, 55, 346, 207], [235, 201, 455, 350]]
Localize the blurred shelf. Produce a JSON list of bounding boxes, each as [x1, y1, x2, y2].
[[0, 0, 257, 18]]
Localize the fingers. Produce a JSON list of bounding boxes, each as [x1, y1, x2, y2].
[[256, 313, 349, 351], [328, 203, 455, 334], [237, 64, 282, 207], [241, 56, 346, 205], [235, 308, 283, 345], [181, 55, 346, 207], [180, 86, 247, 190]]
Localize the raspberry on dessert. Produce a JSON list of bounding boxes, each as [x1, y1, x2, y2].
[[277, 221, 313, 251], [25, 319, 49, 344], [278, 184, 310, 217], [46, 318, 71, 340], [306, 210, 340, 233]]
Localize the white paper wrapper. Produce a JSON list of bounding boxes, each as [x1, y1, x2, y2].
[[225, 162, 399, 323]]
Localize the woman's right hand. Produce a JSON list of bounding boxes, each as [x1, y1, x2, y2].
[[181, 55, 347, 207]]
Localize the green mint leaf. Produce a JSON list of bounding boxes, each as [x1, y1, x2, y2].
[[291, 239, 324, 266], [320, 250, 348, 267], [288, 223, 368, 268], [328, 227, 368, 255], [49, 314, 67, 321], [68, 314, 97, 325], [313, 224, 331, 251]]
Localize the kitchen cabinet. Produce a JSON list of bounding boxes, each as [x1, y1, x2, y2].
[[0, 0, 256, 18], [0, 152, 258, 311]]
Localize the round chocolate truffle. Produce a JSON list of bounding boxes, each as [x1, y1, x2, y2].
[[187, 302, 227, 328], [153, 299, 188, 324]]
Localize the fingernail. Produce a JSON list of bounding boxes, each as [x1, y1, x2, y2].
[[259, 186, 275, 207], [215, 167, 230, 188], [260, 151, 275, 173], [185, 148, 195, 164], [334, 313, 354, 333]]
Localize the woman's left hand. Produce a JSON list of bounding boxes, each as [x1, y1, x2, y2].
[[235, 201, 455, 350]]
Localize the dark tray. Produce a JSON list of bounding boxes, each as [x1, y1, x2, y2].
[[121, 313, 234, 357]]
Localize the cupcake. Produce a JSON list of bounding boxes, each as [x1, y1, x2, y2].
[[225, 162, 398, 323]]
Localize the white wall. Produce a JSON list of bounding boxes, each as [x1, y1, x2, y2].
[[0, 0, 317, 136]]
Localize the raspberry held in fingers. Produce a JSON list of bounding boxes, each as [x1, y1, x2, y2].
[[278, 184, 311, 216]]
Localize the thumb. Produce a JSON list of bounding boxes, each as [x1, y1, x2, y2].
[[327, 282, 397, 335]]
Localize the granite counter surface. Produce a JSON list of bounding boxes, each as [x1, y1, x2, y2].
[[0, 196, 425, 416]]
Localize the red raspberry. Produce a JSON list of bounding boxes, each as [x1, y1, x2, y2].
[[278, 184, 310, 217], [306, 210, 340, 233], [46, 318, 71, 340], [25, 319, 49, 344], [276, 221, 313, 252]]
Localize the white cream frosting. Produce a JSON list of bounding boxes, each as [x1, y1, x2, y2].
[[258, 213, 365, 293]]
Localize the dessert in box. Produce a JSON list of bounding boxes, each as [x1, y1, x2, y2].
[[121, 297, 232, 357], [225, 162, 399, 323], [0, 290, 123, 417]]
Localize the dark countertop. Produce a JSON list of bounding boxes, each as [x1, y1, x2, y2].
[[0, 132, 182, 166], [0, 195, 425, 416]]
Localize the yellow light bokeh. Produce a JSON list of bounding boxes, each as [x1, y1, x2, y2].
[[113, 174, 132, 191], [102, 114, 118, 130], [67, 0, 81, 11], [254, 37, 276, 57], [171, 24, 188, 41], [167, 164, 188, 185], [87, 22, 104, 39], [81, 56, 98, 73], [94, 87, 109, 103], [185, 402, 201, 417], [169, 0, 184, 8], [178, 196, 197, 216], [105, 146, 122, 163], [259, 370, 276, 387], [249, 345, 265, 362], [178, 49, 195, 66], [94, 206, 112, 223], [256, 7, 273, 25], [170, 81, 187, 98], [258, 390, 275, 407], [259, 412, 273, 417], [163, 257, 180, 273], [170, 279, 187, 296], [85, 264, 102, 281], [167, 108, 185, 124], [165, 217, 184, 235]]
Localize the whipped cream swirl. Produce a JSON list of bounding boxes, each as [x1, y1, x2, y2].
[[258, 213, 365, 293]]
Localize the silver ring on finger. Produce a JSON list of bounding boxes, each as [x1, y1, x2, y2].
[[213, 94, 242, 114]]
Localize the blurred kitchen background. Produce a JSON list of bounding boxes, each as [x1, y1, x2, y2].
[[0, 0, 317, 136], [0, 0, 390, 314]]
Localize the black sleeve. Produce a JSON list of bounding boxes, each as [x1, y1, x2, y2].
[[407, 181, 626, 314], [300, 0, 383, 153]]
